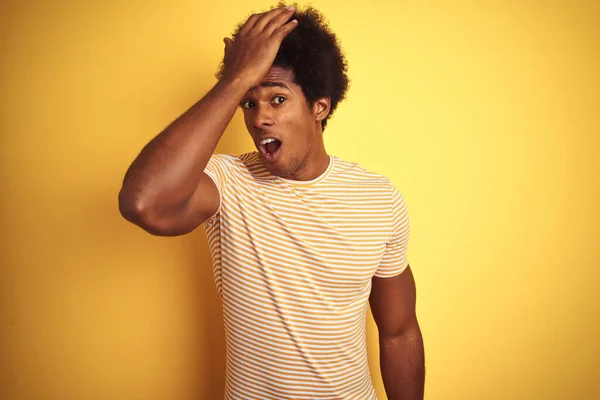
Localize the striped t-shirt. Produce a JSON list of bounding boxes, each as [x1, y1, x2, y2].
[[202, 151, 410, 399]]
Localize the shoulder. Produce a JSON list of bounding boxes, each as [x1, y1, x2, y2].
[[331, 156, 395, 191], [209, 152, 263, 173], [239, 151, 266, 170], [331, 157, 408, 215], [208, 152, 271, 184]]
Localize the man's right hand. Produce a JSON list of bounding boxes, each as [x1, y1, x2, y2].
[[221, 6, 298, 87], [120, 7, 299, 236]]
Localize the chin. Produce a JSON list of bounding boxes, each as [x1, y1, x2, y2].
[[263, 161, 286, 176], [260, 157, 289, 178]]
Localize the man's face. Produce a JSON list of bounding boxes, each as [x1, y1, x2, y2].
[[240, 65, 321, 178]]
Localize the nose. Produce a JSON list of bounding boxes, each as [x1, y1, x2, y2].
[[252, 103, 274, 129]]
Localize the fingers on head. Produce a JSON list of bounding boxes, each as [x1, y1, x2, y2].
[[239, 13, 262, 35], [246, 6, 295, 36], [272, 19, 298, 41], [264, 8, 297, 36]]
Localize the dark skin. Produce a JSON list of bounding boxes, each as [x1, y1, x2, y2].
[[370, 266, 425, 399], [119, 7, 301, 235], [119, 5, 424, 397], [239, 65, 331, 181]]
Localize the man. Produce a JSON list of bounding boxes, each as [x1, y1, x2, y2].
[[119, 3, 424, 399]]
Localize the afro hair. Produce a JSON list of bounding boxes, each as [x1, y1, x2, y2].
[[216, 2, 350, 131]]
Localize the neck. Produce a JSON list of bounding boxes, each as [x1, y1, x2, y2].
[[284, 142, 330, 181]]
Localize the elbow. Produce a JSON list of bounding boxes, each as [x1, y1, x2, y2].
[[119, 187, 147, 224], [118, 187, 189, 237], [380, 320, 422, 344], [118, 188, 161, 233]]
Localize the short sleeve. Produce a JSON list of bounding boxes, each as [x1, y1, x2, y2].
[[375, 184, 411, 278], [202, 153, 236, 225], [204, 153, 238, 189]]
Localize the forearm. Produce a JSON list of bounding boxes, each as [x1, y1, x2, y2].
[[380, 326, 425, 400], [119, 75, 250, 214]]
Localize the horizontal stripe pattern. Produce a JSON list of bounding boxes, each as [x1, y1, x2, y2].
[[202, 152, 410, 399]]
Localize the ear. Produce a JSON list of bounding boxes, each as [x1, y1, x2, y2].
[[312, 97, 331, 123]]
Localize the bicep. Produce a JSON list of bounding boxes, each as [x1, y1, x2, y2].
[[369, 265, 418, 339], [141, 172, 220, 236]]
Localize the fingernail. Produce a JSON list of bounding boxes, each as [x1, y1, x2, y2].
[[287, 6, 295, 11]]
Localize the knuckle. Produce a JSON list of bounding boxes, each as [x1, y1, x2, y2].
[[265, 19, 279, 30]]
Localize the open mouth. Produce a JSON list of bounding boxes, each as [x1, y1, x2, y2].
[[259, 138, 283, 162]]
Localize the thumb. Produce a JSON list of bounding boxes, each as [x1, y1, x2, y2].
[[223, 37, 233, 51]]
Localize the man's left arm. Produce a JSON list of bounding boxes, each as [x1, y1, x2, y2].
[[369, 265, 425, 400]]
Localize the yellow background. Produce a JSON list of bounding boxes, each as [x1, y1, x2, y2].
[[1, 0, 599, 399]]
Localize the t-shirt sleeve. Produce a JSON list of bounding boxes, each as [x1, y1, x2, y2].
[[375, 184, 411, 278], [202, 153, 236, 224]]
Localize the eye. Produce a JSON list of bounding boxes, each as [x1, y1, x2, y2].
[[273, 96, 286, 105], [241, 100, 254, 109]]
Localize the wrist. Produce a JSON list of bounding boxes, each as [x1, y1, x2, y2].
[[217, 72, 254, 94]]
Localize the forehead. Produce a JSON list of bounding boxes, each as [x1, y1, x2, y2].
[[261, 65, 295, 82], [247, 66, 301, 95]]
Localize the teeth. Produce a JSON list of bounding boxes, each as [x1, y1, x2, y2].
[[261, 138, 276, 145]]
